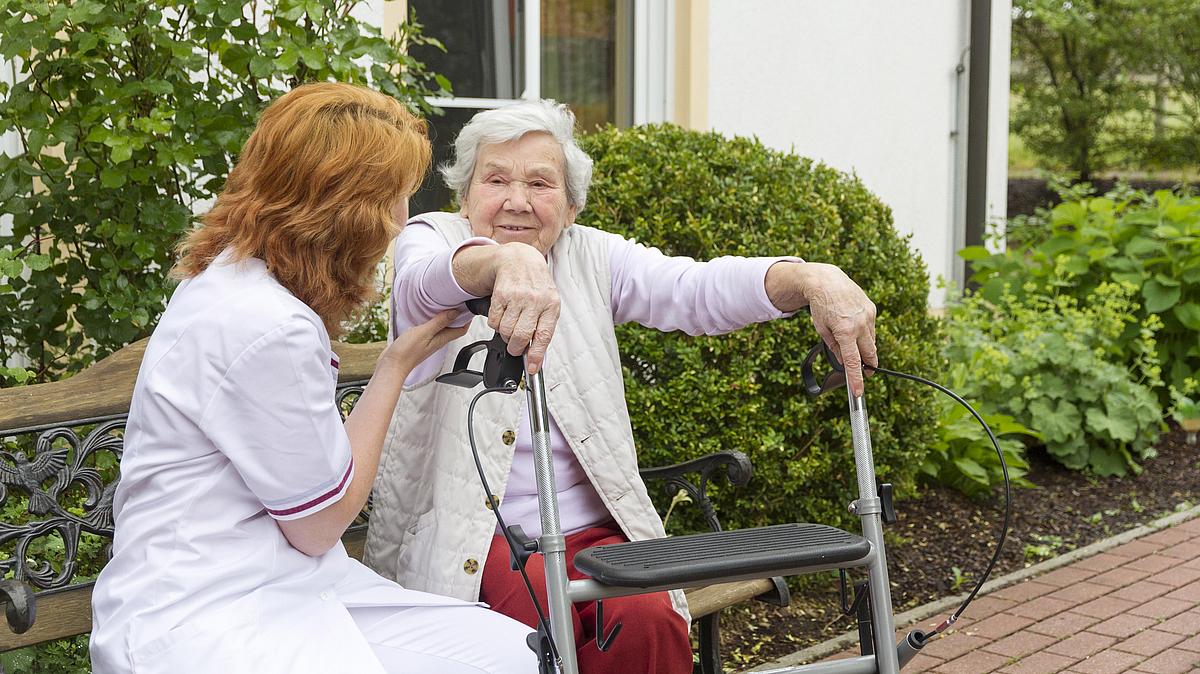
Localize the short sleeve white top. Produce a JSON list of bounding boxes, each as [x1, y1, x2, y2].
[[90, 252, 462, 674]]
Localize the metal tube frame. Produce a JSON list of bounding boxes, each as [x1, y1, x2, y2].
[[524, 364, 904, 673]]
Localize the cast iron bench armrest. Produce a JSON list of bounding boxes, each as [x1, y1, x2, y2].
[[638, 450, 753, 533]]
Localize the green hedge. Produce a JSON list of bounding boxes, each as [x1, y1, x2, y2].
[[578, 124, 942, 532]]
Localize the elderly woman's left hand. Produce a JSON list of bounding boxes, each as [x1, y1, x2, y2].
[[766, 262, 878, 396]]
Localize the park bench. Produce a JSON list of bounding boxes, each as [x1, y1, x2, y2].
[[0, 339, 788, 673]]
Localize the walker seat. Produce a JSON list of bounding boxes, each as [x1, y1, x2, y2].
[[573, 523, 870, 588]]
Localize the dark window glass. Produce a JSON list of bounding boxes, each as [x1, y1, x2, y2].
[[410, 107, 484, 216], [541, 0, 633, 131], [409, 0, 524, 99]]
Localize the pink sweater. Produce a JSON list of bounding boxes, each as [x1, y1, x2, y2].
[[392, 219, 797, 537]]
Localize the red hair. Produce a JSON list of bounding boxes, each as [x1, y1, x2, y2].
[[174, 82, 431, 335]]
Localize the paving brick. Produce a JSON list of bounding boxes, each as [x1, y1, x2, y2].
[[934, 649, 1009, 673], [968, 595, 1021, 616], [1142, 527, 1195, 547], [1130, 647, 1200, 673], [1065, 649, 1146, 674], [1130, 596, 1195, 620], [983, 631, 1058, 659], [1114, 629, 1187, 657], [1157, 610, 1200, 636], [1009, 596, 1077, 621], [1090, 613, 1158, 639], [997, 651, 1079, 674], [1072, 552, 1134, 573], [1164, 581, 1200, 603], [1148, 565, 1200, 589], [1046, 631, 1118, 659], [966, 613, 1037, 640], [920, 633, 993, 661], [1159, 541, 1200, 561], [1073, 596, 1140, 619], [1048, 582, 1115, 606], [1175, 633, 1200, 652], [1108, 540, 1165, 560], [1174, 518, 1200, 535], [1128, 555, 1183, 574], [1112, 580, 1175, 603], [1090, 566, 1151, 587], [1037, 566, 1099, 587], [1029, 612, 1102, 638], [994, 580, 1060, 603], [906, 652, 944, 672]]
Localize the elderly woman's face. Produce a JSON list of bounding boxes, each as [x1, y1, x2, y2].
[[462, 131, 576, 256]]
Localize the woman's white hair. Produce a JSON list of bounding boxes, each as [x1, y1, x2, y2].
[[441, 99, 594, 213]]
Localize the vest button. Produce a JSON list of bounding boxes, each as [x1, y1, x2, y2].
[[502, 430, 516, 445], [463, 558, 480, 575], [485, 495, 500, 510]]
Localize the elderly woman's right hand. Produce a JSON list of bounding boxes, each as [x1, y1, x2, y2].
[[484, 243, 561, 374]]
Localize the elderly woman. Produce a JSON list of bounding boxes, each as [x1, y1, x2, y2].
[[89, 83, 534, 674], [364, 99, 877, 673]]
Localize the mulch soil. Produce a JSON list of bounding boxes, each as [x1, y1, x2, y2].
[[716, 424, 1200, 671]]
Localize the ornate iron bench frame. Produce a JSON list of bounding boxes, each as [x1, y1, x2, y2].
[[0, 339, 787, 673]]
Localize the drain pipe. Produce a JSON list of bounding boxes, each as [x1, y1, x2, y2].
[[964, 0, 992, 284]]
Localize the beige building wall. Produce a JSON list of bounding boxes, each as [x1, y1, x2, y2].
[[672, 0, 708, 130]]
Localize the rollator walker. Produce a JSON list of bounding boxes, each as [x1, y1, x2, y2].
[[439, 298, 976, 674]]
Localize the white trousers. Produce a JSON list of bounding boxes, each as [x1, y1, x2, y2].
[[351, 604, 536, 673]]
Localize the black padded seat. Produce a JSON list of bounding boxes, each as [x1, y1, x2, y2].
[[574, 523, 871, 588]]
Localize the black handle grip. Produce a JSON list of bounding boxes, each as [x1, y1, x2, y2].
[[801, 340, 847, 397], [465, 297, 491, 317]]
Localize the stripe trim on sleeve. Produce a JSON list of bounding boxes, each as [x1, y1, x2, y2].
[[265, 459, 354, 519]]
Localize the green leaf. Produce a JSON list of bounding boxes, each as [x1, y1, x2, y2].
[[958, 245, 992, 261], [1173, 302, 1200, 330], [274, 46, 300, 70], [25, 253, 51, 271], [1143, 279, 1181, 313], [249, 55, 274, 78], [300, 45, 325, 69], [110, 143, 132, 164], [99, 167, 126, 188], [76, 31, 100, 54], [100, 26, 127, 45]]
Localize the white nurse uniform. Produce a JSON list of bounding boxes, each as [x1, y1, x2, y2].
[[89, 252, 533, 673]]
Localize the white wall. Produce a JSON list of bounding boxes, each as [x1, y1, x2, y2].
[[705, 0, 1009, 306]]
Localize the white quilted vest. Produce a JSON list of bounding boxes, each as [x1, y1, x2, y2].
[[363, 213, 689, 622]]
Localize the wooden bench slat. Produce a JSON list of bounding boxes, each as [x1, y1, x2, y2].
[[0, 583, 94, 651], [0, 340, 383, 432]]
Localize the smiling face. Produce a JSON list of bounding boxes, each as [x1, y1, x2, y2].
[[461, 132, 576, 256]]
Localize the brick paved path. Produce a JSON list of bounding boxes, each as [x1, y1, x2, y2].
[[828, 515, 1200, 673]]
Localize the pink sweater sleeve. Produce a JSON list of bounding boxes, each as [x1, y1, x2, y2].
[[602, 230, 802, 334], [390, 221, 498, 385]]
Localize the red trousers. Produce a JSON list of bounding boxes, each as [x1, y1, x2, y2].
[[480, 525, 693, 674]]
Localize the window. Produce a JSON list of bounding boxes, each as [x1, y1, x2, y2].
[[407, 0, 635, 214]]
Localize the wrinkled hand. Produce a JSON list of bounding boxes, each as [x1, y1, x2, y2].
[[381, 310, 469, 374], [798, 263, 878, 395], [488, 243, 560, 374]]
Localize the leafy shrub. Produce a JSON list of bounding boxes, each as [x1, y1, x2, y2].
[[942, 279, 1164, 476], [0, 0, 447, 386], [964, 188, 1200, 399], [919, 391, 1038, 497], [578, 124, 942, 533]]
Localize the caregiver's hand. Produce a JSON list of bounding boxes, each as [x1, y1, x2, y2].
[[381, 310, 470, 375]]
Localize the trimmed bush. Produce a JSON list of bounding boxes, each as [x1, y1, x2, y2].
[[578, 124, 942, 533]]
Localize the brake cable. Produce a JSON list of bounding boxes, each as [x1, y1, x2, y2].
[[864, 360, 1011, 640]]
